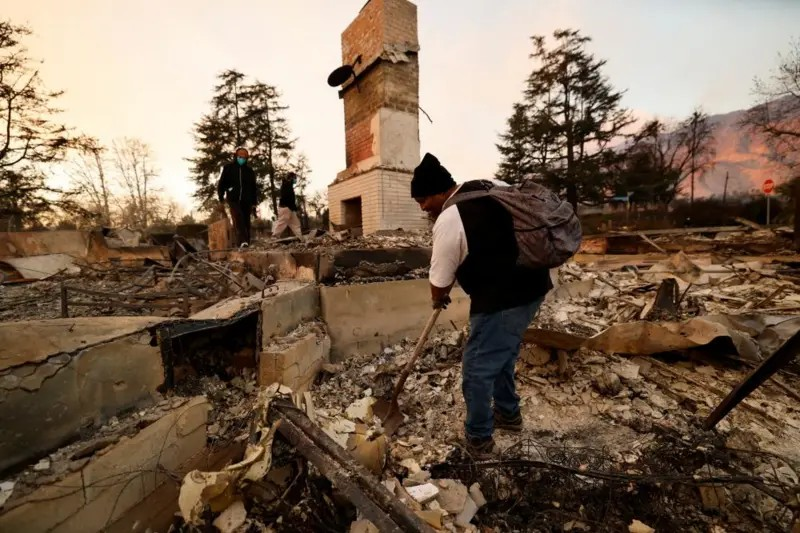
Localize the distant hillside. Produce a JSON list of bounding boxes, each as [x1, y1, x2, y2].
[[694, 102, 794, 198]]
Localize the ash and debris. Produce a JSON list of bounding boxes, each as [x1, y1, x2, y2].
[[2, 370, 260, 510], [329, 262, 431, 286], [253, 228, 432, 253], [0, 258, 276, 323], [299, 252, 800, 531], [306, 320, 800, 531]]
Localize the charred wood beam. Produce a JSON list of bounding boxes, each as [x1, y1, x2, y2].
[[704, 327, 800, 429], [270, 401, 434, 533], [272, 414, 404, 533]]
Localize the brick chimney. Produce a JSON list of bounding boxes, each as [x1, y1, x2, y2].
[[327, 0, 427, 235]]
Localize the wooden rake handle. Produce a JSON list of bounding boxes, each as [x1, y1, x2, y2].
[[389, 308, 443, 402]]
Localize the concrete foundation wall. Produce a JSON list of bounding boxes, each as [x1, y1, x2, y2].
[[0, 327, 164, 474], [260, 325, 331, 393], [0, 398, 208, 533], [261, 284, 321, 342], [228, 250, 320, 282], [320, 278, 470, 360]]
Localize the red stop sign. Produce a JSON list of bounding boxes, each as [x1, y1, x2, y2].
[[763, 179, 775, 194]]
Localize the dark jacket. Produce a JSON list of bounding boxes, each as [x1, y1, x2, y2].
[[279, 179, 297, 211], [452, 180, 552, 314], [217, 162, 258, 205]]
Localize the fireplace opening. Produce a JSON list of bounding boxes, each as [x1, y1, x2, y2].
[[341, 197, 363, 231]]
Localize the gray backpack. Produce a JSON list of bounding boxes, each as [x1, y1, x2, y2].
[[443, 180, 582, 269]]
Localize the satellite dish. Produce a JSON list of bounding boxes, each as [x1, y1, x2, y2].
[[327, 65, 355, 87], [327, 55, 362, 87]]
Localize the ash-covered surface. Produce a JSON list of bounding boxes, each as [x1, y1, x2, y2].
[[252, 228, 432, 253], [0, 259, 275, 323], [306, 260, 800, 531], [2, 373, 258, 509]]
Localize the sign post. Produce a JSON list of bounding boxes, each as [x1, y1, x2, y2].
[[763, 179, 775, 226]]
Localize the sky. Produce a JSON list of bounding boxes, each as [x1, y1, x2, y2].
[[6, 0, 799, 217]]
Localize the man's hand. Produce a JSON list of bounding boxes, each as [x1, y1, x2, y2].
[[431, 283, 453, 310], [433, 294, 452, 310]]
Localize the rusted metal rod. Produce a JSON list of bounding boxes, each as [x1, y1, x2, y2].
[[60, 283, 68, 318], [704, 327, 800, 429], [270, 401, 434, 533]]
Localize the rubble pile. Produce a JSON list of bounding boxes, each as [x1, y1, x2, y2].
[[655, 227, 797, 256], [537, 252, 800, 345], [254, 228, 432, 252], [304, 332, 800, 531], [0, 258, 276, 322], [329, 262, 430, 286], [1, 372, 259, 515]]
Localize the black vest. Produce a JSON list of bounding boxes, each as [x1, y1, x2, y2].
[[452, 181, 552, 314]]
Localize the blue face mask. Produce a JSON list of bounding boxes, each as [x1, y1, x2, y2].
[[236, 157, 247, 166]]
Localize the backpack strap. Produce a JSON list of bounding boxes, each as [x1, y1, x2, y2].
[[442, 180, 497, 210]]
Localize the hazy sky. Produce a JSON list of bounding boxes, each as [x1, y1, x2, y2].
[[6, 0, 799, 216]]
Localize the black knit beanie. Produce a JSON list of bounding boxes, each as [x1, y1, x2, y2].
[[410, 153, 456, 198]]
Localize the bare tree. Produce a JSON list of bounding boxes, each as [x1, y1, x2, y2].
[[307, 190, 328, 229], [69, 138, 112, 225], [112, 137, 158, 229], [742, 39, 800, 248], [742, 39, 800, 168], [678, 109, 716, 207]]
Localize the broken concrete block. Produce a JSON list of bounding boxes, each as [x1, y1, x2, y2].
[[213, 500, 248, 533], [416, 509, 444, 529], [406, 483, 440, 504], [628, 519, 655, 533], [345, 396, 376, 421], [400, 457, 422, 474], [595, 372, 622, 396], [614, 362, 641, 381], [468, 482, 486, 508], [435, 479, 469, 513], [454, 495, 479, 527], [0, 481, 15, 507]]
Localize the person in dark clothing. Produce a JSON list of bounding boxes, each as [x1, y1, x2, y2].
[[410, 153, 552, 457], [272, 172, 302, 238], [217, 147, 259, 247]]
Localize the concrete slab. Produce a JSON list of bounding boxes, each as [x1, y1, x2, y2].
[[0, 319, 167, 473], [0, 254, 80, 281], [0, 230, 92, 259], [0, 398, 209, 533], [190, 280, 311, 321], [0, 316, 169, 371], [320, 279, 469, 360]]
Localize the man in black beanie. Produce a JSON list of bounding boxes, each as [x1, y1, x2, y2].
[[411, 153, 552, 457]]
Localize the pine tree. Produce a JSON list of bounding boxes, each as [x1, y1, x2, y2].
[[0, 21, 86, 226], [242, 81, 296, 215], [496, 29, 633, 208], [495, 104, 533, 184], [188, 70, 296, 214]]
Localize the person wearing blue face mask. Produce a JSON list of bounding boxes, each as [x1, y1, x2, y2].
[[217, 147, 259, 248]]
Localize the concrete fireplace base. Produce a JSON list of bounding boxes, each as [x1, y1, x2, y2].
[[328, 168, 427, 234]]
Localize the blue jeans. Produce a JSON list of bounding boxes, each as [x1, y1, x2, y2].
[[462, 298, 543, 439]]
